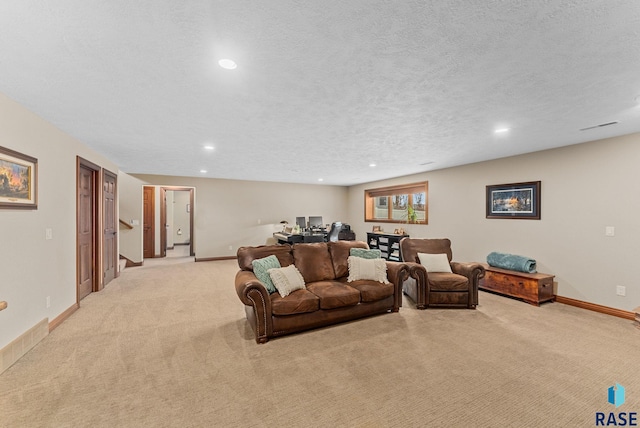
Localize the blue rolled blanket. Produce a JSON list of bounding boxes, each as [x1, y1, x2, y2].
[[487, 251, 537, 273]]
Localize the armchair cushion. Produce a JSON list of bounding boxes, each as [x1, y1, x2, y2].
[[427, 272, 469, 291], [417, 253, 452, 273]]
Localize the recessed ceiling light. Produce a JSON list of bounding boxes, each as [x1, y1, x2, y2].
[[494, 128, 510, 134], [203, 145, 214, 151], [369, 163, 376, 167], [200, 169, 207, 174], [218, 59, 237, 70], [318, 178, 324, 182]]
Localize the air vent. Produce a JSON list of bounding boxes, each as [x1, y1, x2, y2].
[[579, 121, 619, 131]]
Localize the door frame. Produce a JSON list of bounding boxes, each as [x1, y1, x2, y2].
[[143, 186, 155, 258], [76, 157, 102, 303], [160, 186, 195, 257]]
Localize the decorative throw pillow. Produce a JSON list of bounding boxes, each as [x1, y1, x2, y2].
[[347, 256, 388, 283], [350, 248, 382, 259], [417, 252, 452, 273], [268, 265, 306, 297], [251, 255, 281, 293]]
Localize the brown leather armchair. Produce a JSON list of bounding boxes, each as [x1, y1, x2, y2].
[[399, 238, 484, 309]]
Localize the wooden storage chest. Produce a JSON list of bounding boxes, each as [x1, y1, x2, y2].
[[479, 264, 555, 306]]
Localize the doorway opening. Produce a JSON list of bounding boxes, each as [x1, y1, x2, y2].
[[160, 187, 194, 258]]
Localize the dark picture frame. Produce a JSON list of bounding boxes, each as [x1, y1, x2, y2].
[[0, 146, 38, 210], [486, 181, 540, 219]]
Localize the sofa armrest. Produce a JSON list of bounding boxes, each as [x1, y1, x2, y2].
[[385, 261, 410, 311], [450, 261, 485, 306], [235, 270, 273, 343]]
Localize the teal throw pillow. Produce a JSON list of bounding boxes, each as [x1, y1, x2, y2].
[[350, 248, 382, 259], [252, 255, 281, 294]]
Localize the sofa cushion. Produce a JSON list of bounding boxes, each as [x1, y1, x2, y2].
[[251, 255, 281, 293], [347, 280, 394, 302], [268, 265, 306, 297], [293, 242, 336, 283], [306, 281, 361, 309], [271, 289, 320, 315], [347, 256, 388, 283], [328, 240, 368, 278], [417, 252, 452, 273], [427, 272, 469, 291], [237, 244, 293, 271]]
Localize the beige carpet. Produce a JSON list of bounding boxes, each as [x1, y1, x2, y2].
[[1, 259, 638, 427]]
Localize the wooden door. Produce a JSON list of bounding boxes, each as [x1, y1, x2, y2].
[[77, 164, 96, 300], [143, 186, 155, 258], [103, 170, 117, 285]]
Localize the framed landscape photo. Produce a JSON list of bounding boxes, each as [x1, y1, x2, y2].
[[486, 181, 540, 219], [0, 146, 38, 209]]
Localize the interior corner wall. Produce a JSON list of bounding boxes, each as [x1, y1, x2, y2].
[[347, 132, 640, 312], [117, 171, 144, 263], [131, 174, 349, 259], [0, 92, 118, 350]]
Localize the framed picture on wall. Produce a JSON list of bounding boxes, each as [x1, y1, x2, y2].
[[0, 146, 38, 210], [486, 181, 540, 219]]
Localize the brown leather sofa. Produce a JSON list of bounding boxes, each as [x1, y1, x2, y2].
[[235, 240, 410, 343], [400, 238, 485, 309]]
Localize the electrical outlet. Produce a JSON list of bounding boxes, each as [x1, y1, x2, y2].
[[605, 226, 615, 237], [228, 245, 233, 251], [46, 296, 51, 308], [258, 219, 261, 224], [616, 285, 626, 296], [45, 228, 53, 240]]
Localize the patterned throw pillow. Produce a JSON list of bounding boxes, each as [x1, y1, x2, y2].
[[267, 265, 306, 297], [251, 255, 281, 293], [347, 256, 388, 283], [417, 253, 452, 273], [349, 248, 382, 259]]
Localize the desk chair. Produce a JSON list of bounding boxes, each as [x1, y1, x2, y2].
[[327, 222, 342, 242]]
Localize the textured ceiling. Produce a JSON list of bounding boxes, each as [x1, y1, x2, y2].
[[1, 1, 639, 185]]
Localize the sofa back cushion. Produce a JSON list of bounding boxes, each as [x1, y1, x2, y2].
[[400, 238, 452, 264], [293, 242, 336, 283], [328, 240, 368, 278], [237, 244, 293, 271]]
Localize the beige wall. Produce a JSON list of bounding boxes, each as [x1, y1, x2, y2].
[[117, 171, 144, 263], [347, 133, 640, 311], [0, 92, 118, 349], [3, 84, 636, 367], [130, 174, 350, 258]]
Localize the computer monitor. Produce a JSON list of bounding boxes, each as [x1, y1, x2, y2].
[[308, 216, 323, 229], [295, 217, 306, 229]]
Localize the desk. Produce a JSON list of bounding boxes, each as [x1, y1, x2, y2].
[[273, 232, 326, 244]]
